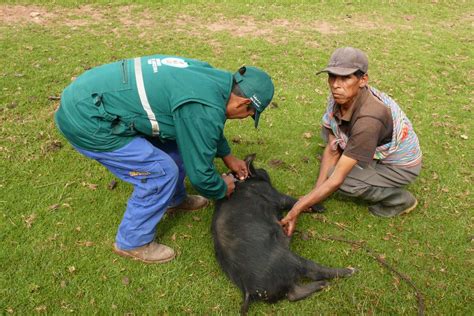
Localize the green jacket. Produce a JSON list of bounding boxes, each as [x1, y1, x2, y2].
[[55, 54, 233, 199]]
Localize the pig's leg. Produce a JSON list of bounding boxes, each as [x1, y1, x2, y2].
[[278, 193, 298, 210], [308, 203, 325, 213], [287, 281, 329, 301], [303, 259, 356, 280], [270, 192, 298, 221], [277, 192, 325, 213], [240, 291, 251, 315]]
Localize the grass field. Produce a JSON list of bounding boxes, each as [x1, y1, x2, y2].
[[1, 1, 473, 314]]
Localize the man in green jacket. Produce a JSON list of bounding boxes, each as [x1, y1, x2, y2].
[[55, 54, 274, 263]]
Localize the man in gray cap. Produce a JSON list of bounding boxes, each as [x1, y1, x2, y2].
[[280, 47, 422, 236]]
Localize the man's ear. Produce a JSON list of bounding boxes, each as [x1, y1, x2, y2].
[[359, 74, 369, 88], [238, 97, 252, 107], [244, 153, 256, 176]]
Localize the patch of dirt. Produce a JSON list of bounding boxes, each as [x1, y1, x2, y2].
[[0, 4, 404, 43], [117, 6, 157, 28], [204, 15, 273, 37], [188, 14, 343, 39], [0, 4, 107, 27], [440, 11, 473, 29], [461, 12, 474, 23], [0, 5, 54, 25]]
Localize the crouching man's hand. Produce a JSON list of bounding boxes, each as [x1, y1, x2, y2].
[[222, 174, 236, 198], [279, 208, 301, 237]]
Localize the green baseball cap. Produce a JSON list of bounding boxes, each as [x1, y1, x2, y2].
[[233, 66, 274, 128]]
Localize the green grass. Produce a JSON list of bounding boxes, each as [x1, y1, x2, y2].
[[1, 1, 473, 314]]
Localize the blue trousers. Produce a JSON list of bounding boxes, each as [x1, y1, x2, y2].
[[74, 137, 186, 250]]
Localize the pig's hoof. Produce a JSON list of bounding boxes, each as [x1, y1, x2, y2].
[[347, 267, 358, 276], [309, 203, 325, 213]]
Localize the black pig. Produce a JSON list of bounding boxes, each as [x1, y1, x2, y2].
[[212, 154, 355, 314]]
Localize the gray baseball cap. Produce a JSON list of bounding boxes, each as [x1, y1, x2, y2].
[[317, 47, 368, 76]]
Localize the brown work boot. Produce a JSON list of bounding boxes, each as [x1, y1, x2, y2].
[[167, 195, 209, 212], [113, 242, 175, 264]]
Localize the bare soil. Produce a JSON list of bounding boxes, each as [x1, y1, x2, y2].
[[0, 4, 406, 41]]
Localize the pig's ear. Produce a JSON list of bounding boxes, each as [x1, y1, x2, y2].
[[244, 153, 257, 176]]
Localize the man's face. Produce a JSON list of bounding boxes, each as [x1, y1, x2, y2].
[[327, 73, 367, 107]]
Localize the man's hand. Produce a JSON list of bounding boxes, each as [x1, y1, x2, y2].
[[279, 208, 301, 236], [222, 174, 236, 197], [222, 155, 249, 180]]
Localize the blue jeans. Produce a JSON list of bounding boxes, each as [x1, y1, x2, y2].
[[74, 137, 186, 250]]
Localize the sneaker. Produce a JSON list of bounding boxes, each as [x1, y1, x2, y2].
[[167, 195, 209, 212], [369, 193, 418, 218], [113, 242, 175, 264]]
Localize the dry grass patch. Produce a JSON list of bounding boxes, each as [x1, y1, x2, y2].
[[1, 4, 414, 42]]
